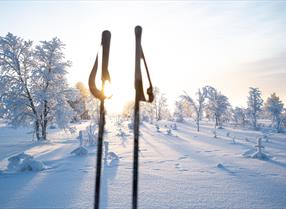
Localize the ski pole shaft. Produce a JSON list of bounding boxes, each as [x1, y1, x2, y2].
[[132, 98, 140, 209], [89, 30, 111, 209], [94, 99, 105, 209]]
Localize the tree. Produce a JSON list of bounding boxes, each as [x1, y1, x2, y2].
[[157, 93, 169, 120], [0, 33, 40, 138], [67, 87, 85, 122], [33, 37, 74, 140], [264, 93, 284, 132], [233, 107, 247, 127], [181, 88, 206, 131], [143, 87, 170, 122], [0, 33, 74, 141], [203, 86, 230, 137], [281, 110, 286, 129], [173, 100, 185, 122], [122, 101, 134, 119], [247, 87, 263, 130], [86, 95, 100, 123], [74, 81, 90, 120]]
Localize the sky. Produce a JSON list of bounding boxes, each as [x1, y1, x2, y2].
[[1, 1, 286, 113]]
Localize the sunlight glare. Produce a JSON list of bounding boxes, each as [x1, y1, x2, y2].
[[103, 80, 113, 98]]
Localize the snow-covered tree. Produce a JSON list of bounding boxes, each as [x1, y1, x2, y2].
[[181, 88, 206, 131], [232, 107, 247, 127], [203, 86, 230, 136], [66, 87, 85, 122], [220, 107, 233, 125], [247, 87, 263, 130], [122, 100, 134, 119], [75, 81, 90, 120], [68, 82, 91, 122], [32, 37, 74, 140], [157, 93, 170, 120], [281, 111, 286, 129], [143, 87, 170, 122], [264, 93, 284, 132], [0, 33, 74, 141], [0, 33, 36, 127], [173, 100, 185, 122]]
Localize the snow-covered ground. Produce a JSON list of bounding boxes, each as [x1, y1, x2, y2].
[[0, 119, 286, 209]]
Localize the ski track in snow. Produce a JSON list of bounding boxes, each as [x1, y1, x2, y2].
[[0, 119, 286, 208]]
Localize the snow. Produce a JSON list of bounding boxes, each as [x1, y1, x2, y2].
[[0, 119, 286, 208], [7, 152, 46, 172], [71, 146, 88, 156]]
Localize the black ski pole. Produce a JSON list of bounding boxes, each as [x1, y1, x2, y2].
[[132, 25, 154, 209], [89, 30, 111, 209]]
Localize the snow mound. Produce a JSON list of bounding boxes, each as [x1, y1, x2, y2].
[[7, 153, 45, 172], [217, 163, 224, 168], [116, 129, 128, 137], [105, 152, 119, 167], [251, 151, 270, 160], [242, 149, 271, 160], [71, 146, 88, 156], [242, 149, 256, 158]]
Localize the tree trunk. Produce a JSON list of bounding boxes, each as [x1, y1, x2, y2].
[[35, 120, 41, 141], [41, 101, 49, 140], [276, 117, 281, 133], [253, 114, 257, 130], [214, 116, 217, 138], [196, 119, 200, 132], [41, 121, 47, 141], [214, 123, 217, 138]]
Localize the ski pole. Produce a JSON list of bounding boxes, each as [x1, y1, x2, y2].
[[133, 25, 154, 209], [89, 30, 111, 209]]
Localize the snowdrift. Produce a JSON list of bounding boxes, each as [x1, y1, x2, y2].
[[70, 146, 88, 156], [7, 152, 45, 172]]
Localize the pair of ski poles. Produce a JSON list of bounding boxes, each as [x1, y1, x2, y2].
[[89, 25, 154, 209]]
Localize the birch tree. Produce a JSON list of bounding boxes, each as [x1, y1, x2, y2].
[[0, 33, 74, 140], [181, 88, 206, 131]]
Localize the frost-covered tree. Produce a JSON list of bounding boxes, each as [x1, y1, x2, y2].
[[143, 87, 170, 122], [68, 82, 90, 121], [204, 86, 230, 136], [281, 111, 286, 129], [75, 81, 90, 120], [0, 33, 74, 140], [264, 93, 284, 132], [181, 88, 206, 131], [247, 87, 263, 130], [157, 93, 169, 120], [122, 100, 134, 119], [0, 33, 40, 136], [67, 87, 85, 122], [233, 107, 247, 127], [220, 107, 232, 125], [32, 37, 74, 140], [173, 100, 185, 122]]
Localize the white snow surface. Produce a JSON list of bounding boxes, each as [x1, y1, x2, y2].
[[71, 146, 88, 156], [7, 152, 45, 172], [0, 119, 286, 209]]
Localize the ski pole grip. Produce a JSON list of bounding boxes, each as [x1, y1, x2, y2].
[[101, 30, 111, 82], [135, 26, 142, 39], [134, 25, 146, 101]]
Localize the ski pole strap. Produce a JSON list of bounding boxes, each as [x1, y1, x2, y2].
[[141, 49, 154, 103], [89, 30, 111, 101], [135, 25, 154, 103]]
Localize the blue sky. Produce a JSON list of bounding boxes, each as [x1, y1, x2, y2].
[[1, 1, 286, 112]]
